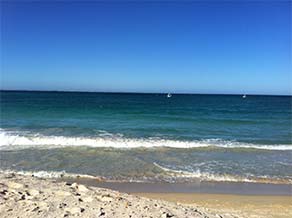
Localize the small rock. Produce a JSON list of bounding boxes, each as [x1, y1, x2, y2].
[[66, 207, 81, 215], [25, 195, 34, 200], [39, 202, 48, 208], [125, 202, 132, 207], [32, 206, 40, 212], [59, 203, 67, 208], [96, 194, 113, 202], [7, 182, 24, 189], [102, 196, 113, 202], [21, 200, 34, 205], [77, 184, 89, 192], [161, 212, 174, 218], [82, 196, 93, 203], [71, 183, 78, 188], [0, 189, 8, 195], [55, 190, 71, 197], [99, 208, 105, 216], [27, 189, 40, 196], [5, 173, 16, 178]]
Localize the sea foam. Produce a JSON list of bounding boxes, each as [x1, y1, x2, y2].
[[0, 129, 291, 150], [153, 163, 292, 184]]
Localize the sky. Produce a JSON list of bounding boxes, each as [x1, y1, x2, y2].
[[1, 1, 291, 95]]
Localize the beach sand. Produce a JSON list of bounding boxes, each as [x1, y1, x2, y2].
[[67, 178, 292, 218], [0, 173, 236, 218], [136, 193, 292, 218], [65, 177, 292, 217], [0, 172, 291, 218]]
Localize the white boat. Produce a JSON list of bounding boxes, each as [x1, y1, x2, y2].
[[167, 93, 172, 98], [242, 94, 246, 98]]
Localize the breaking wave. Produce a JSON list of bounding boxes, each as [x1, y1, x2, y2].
[[153, 163, 292, 184], [0, 129, 291, 150]]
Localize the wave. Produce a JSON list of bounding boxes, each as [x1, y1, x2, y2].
[[1, 167, 291, 185], [0, 129, 291, 150], [0, 169, 104, 180], [153, 163, 292, 184]]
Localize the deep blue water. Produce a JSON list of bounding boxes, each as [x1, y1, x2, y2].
[[0, 91, 291, 183]]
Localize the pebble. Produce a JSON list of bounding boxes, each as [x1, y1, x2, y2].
[[101, 196, 113, 202], [7, 182, 24, 189], [66, 207, 81, 215], [59, 203, 67, 208], [99, 208, 106, 216], [71, 183, 78, 189], [77, 184, 89, 193], [0, 189, 8, 195], [55, 190, 71, 197], [32, 206, 40, 212], [27, 189, 40, 196], [38, 202, 48, 208], [65, 182, 72, 186], [161, 212, 174, 218], [96, 194, 113, 202], [82, 196, 93, 203], [5, 173, 15, 179]]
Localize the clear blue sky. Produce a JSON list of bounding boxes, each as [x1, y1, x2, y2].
[[1, 1, 291, 95]]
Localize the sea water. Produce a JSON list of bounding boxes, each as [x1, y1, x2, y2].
[[0, 91, 291, 183]]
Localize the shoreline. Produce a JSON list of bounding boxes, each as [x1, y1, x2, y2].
[[61, 177, 292, 196], [2, 170, 291, 196]]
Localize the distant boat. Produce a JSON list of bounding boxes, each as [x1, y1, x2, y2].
[[167, 93, 172, 98], [242, 94, 247, 98]]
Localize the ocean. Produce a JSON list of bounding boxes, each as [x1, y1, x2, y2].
[[0, 91, 291, 184]]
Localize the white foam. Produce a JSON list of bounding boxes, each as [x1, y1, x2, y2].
[[0, 169, 101, 180], [153, 163, 292, 184], [0, 129, 291, 150], [153, 163, 255, 183]]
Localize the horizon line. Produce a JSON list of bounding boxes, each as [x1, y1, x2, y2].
[[1, 89, 291, 97]]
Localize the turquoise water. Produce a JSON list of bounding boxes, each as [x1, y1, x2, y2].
[[0, 91, 291, 183]]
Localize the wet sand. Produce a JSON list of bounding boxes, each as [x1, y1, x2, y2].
[[136, 193, 292, 218], [62, 178, 292, 218], [61, 177, 292, 196], [93, 180, 292, 196]]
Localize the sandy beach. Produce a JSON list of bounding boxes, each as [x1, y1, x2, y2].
[[66, 178, 292, 218], [0, 173, 238, 218], [1, 173, 291, 218], [137, 193, 292, 218]]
